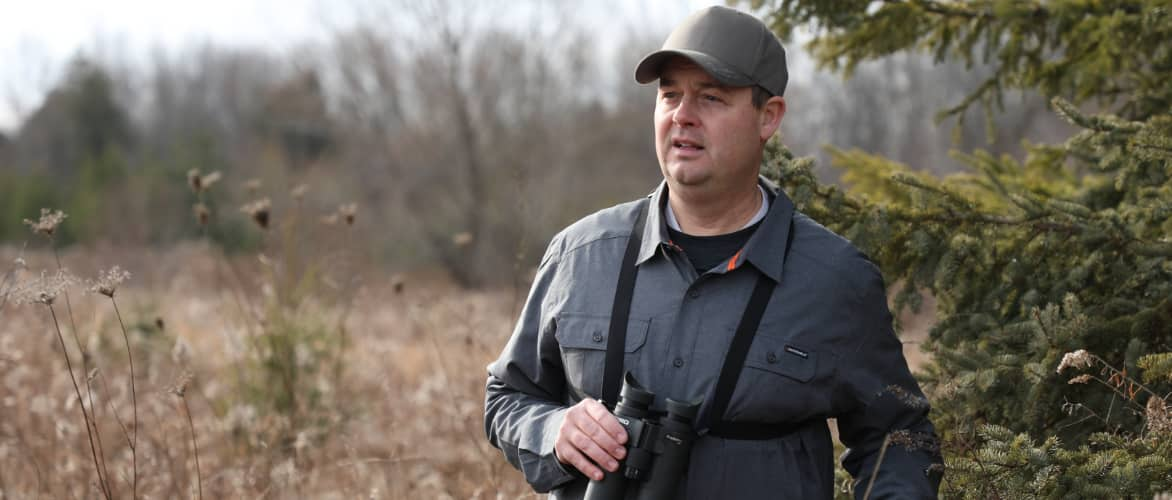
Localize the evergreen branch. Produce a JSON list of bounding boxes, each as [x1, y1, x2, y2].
[[899, 0, 982, 20], [1132, 141, 1172, 154], [890, 173, 973, 208], [888, 210, 1082, 235], [1133, 243, 1172, 257], [1046, 199, 1093, 219], [954, 432, 1005, 500], [797, 180, 865, 212], [1006, 194, 1045, 217], [937, 73, 1003, 122], [887, 0, 1055, 23], [1052, 97, 1143, 133]]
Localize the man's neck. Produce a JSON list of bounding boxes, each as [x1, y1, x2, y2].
[[667, 182, 763, 236]]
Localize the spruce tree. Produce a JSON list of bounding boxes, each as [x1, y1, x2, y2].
[[741, 0, 1172, 496]]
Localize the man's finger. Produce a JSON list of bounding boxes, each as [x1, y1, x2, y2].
[[569, 426, 620, 472], [556, 442, 604, 481], [584, 399, 628, 444], [574, 412, 626, 460]]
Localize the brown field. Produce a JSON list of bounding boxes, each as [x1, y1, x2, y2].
[[0, 243, 932, 499]]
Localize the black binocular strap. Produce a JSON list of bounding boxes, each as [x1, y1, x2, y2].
[[601, 198, 649, 408], [699, 274, 774, 433], [706, 219, 801, 440]]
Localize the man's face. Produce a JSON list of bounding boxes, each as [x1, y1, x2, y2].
[[654, 58, 778, 195]]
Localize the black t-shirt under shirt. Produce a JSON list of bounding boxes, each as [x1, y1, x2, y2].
[[667, 221, 761, 274]]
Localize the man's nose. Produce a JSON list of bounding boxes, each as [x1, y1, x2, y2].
[[672, 96, 699, 127]]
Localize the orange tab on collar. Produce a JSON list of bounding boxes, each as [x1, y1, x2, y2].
[[727, 248, 743, 272]]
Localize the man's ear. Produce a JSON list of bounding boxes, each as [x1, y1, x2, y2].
[[759, 96, 786, 142]]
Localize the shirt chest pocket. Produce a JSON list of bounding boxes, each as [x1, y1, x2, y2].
[[731, 336, 829, 422], [554, 312, 650, 400]]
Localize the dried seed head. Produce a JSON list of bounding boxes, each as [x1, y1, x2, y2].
[[338, 202, 357, 226], [155, 316, 166, 331], [882, 384, 930, 410], [887, 430, 940, 453], [171, 338, 191, 364], [391, 275, 405, 294], [170, 371, 194, 398], [243, 178, 262, 195], [240, 198, 272, 230], [13, 257, 26, 269], [202, 171, 222, 190], [1057, 349, 1094, 373], [23, 208, 68, 237], [294, 431, 310, 454], [452, 232, 474, 247], [188, 169, 222, 193], [87, 266, 130, 298], [36, 292, 55, 305], [193, 203, 211, 226], [187, 169, 203, 193], [1067, 374, 1093, 385], [291, 184, 309, 200], [10, 269, 77, 306]]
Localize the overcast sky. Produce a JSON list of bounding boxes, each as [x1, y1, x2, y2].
[[0, 0, 727, 132]]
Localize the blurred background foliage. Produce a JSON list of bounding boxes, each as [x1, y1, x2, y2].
[[0, 0, 1071, 288]]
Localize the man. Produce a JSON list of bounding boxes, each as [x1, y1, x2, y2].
[[485, 6, 942, 499]]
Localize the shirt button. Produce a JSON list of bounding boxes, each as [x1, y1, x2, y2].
[[688, 289, 700, 299], [766, 352, 778, 364], [673, 358, 684, 368], [592, 332, 603, 342]]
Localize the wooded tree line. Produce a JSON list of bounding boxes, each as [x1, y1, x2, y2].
[[0, 1, 1065, 288]]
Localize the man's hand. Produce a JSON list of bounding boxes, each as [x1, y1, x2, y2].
[[554, 399, 629, 481]]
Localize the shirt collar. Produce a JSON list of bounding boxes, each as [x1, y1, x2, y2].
[[740, 178, 793, 283], [636, 182, 672, 265], [637, 176, 795, 284], [664, 185, 769, 232]]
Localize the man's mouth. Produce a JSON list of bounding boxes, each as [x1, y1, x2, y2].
[[672, 138, 704, 151]]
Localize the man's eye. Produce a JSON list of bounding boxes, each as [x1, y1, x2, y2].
[[661, 92, 680, 100], [702, 94, 722, 103]]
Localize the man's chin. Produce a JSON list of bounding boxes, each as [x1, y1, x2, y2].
[[665, 164, 712, 187]]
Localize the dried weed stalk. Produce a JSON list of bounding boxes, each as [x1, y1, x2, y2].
[[171, 372, 203, 500], [88, 266, 139, 499], [1057, 348, 1165, 427]]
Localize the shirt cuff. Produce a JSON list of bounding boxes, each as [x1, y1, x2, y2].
[[552, 450, 588, 480]]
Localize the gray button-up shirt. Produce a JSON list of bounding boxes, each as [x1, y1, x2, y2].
[[485, 178, 941, 499]]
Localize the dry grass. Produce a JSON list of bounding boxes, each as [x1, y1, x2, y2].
[[0, 243, 533, 499]]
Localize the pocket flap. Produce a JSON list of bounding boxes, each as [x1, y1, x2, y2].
[[554, 312, 649, 353], [744, 336, 817, 382]]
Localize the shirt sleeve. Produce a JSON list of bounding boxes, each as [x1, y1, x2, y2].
[[483, 236, 579, 493], [834, 256, 943, 500]]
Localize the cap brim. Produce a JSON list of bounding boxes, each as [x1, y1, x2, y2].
[[634, 49, 754, 87]]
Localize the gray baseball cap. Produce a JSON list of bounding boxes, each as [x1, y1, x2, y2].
[[635, 6, 788, 97]]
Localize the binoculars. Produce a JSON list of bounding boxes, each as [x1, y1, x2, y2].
[[584, 373, 700, 500]]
